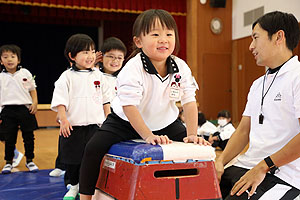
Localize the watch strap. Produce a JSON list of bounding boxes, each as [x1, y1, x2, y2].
[[264, 156, 279, 175]]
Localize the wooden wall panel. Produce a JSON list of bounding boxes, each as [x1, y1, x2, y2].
[[232, 37, 265, 123], [202, 53, 232, 120], [187, 0, 232, 120]]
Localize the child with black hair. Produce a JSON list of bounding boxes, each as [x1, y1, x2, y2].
[[197, 112, 217, 141], [98, 37, 127, 100], [79, 9, 209, 200], [208, 110, 235, 150], [0, 44, 39, 174], [51, 33, 111, 200]]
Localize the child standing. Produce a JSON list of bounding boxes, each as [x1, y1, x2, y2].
[[208, 110, 235, 150], [79, 9, 209, 200], [98, 37, 127, 100], [0, 44, 38, 174], [51, 34, 111, 200]]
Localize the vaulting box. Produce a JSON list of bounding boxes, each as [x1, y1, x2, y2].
[[95, 140, 222, 200]]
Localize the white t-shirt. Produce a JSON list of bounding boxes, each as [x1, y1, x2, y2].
[[51, 68, 111, 126], [217, 123, 235, 140], [234, 56, 300, 189], [112, 52, 198, 131], [197, 121, 217, 137], [103, 73, 117, 101], [0, 68, 36, 111]]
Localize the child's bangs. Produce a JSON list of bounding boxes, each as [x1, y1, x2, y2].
[[82, 42, 95, 51], [143, 13, 177, 35]]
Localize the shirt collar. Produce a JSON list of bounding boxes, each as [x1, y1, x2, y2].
[[272, 55, 298, 76], [2, 65, 22, 73], [71, 64, 94, 72], [140, 51, 179, 75], [267, 56, 293, 74]]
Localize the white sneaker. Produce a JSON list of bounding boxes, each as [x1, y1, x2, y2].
[[63, 184, 79, 200], [25, 162, 39, 172], [2, 164, 13, 174], [49, 168, 65, 177], [12, 151, 24, 168], [66, 184, 72, 190]]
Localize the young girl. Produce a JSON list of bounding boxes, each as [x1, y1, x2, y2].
[[79, 9, 209, 200], [98, 37, 127, 100], [208, 110, 235, 150], [51, 34, 111, 200], [0, 44, 38, 174]]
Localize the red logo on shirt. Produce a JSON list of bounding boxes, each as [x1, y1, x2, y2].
[[94, 81, 100, 88]]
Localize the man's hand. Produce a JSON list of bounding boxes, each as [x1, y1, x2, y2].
[[215, 159, 225, 182], [183, 135, 211, 145], [230, 161, 268, 198]]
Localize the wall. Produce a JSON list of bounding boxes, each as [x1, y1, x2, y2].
[[232, 0, 300, 40], [187, 0, 232, 120]]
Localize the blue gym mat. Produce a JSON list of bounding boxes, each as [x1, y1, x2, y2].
[[0, 169, 68, 200]]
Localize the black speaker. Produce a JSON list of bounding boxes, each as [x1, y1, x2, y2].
[[210, 0, 226, 8]]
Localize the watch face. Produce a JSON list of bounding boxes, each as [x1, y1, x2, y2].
[[210, 17, 223, 34]]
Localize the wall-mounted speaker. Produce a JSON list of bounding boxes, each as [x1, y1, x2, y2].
[[210, 0, 226, 8]]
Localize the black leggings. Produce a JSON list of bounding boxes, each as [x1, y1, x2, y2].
[[79, 112, 186, 195]]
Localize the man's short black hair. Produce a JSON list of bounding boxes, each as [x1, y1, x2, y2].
[[252, 11, 300, 51]]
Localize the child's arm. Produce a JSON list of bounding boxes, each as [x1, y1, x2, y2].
[[103, 103, 111, 118], [182, 101, 210, 145], [123, 105, 172, 145], [29, 89, 38, 114], [57, 105, 73, 138]]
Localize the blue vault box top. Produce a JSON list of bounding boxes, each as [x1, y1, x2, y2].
[[107, 140, 216, 164]]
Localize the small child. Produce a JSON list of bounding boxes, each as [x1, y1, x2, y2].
[[79, 9, 209, 200], [197, 112, 217, 141], [92, 37, 127, 199], [98, 37, 127, 100], [0, 44, 39, 174], [51, 33, 111, 200], [208, 110, 235, 150]]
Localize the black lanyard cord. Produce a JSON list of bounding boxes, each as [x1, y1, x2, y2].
[[261, 69, 280, 109]]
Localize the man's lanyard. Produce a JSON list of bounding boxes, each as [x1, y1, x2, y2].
[[259, 68, 280, 124]]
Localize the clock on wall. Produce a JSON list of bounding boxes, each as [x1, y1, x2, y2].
[[210, 17, 223, 34]]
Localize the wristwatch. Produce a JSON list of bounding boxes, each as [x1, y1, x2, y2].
[[264, 156, 279, 175]]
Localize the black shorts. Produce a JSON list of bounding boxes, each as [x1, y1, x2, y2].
[[0, 105, 38, 133], [60, 124, 99, 165]]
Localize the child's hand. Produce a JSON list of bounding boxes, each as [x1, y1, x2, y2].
[[144, 134, 173, 145], [183, 135, 211, 145], [59, 119, 73, 138], [95, 51, 103, 64], [208, 135, 218, 144], [29, 103, 38, 114]]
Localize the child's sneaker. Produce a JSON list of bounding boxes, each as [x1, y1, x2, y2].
[[2, 164, 13, 174], [63, 184, 79, 200], [12, 150, 24, 168], [25, 162, 39, 172], [49, 168, 65, 177]]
